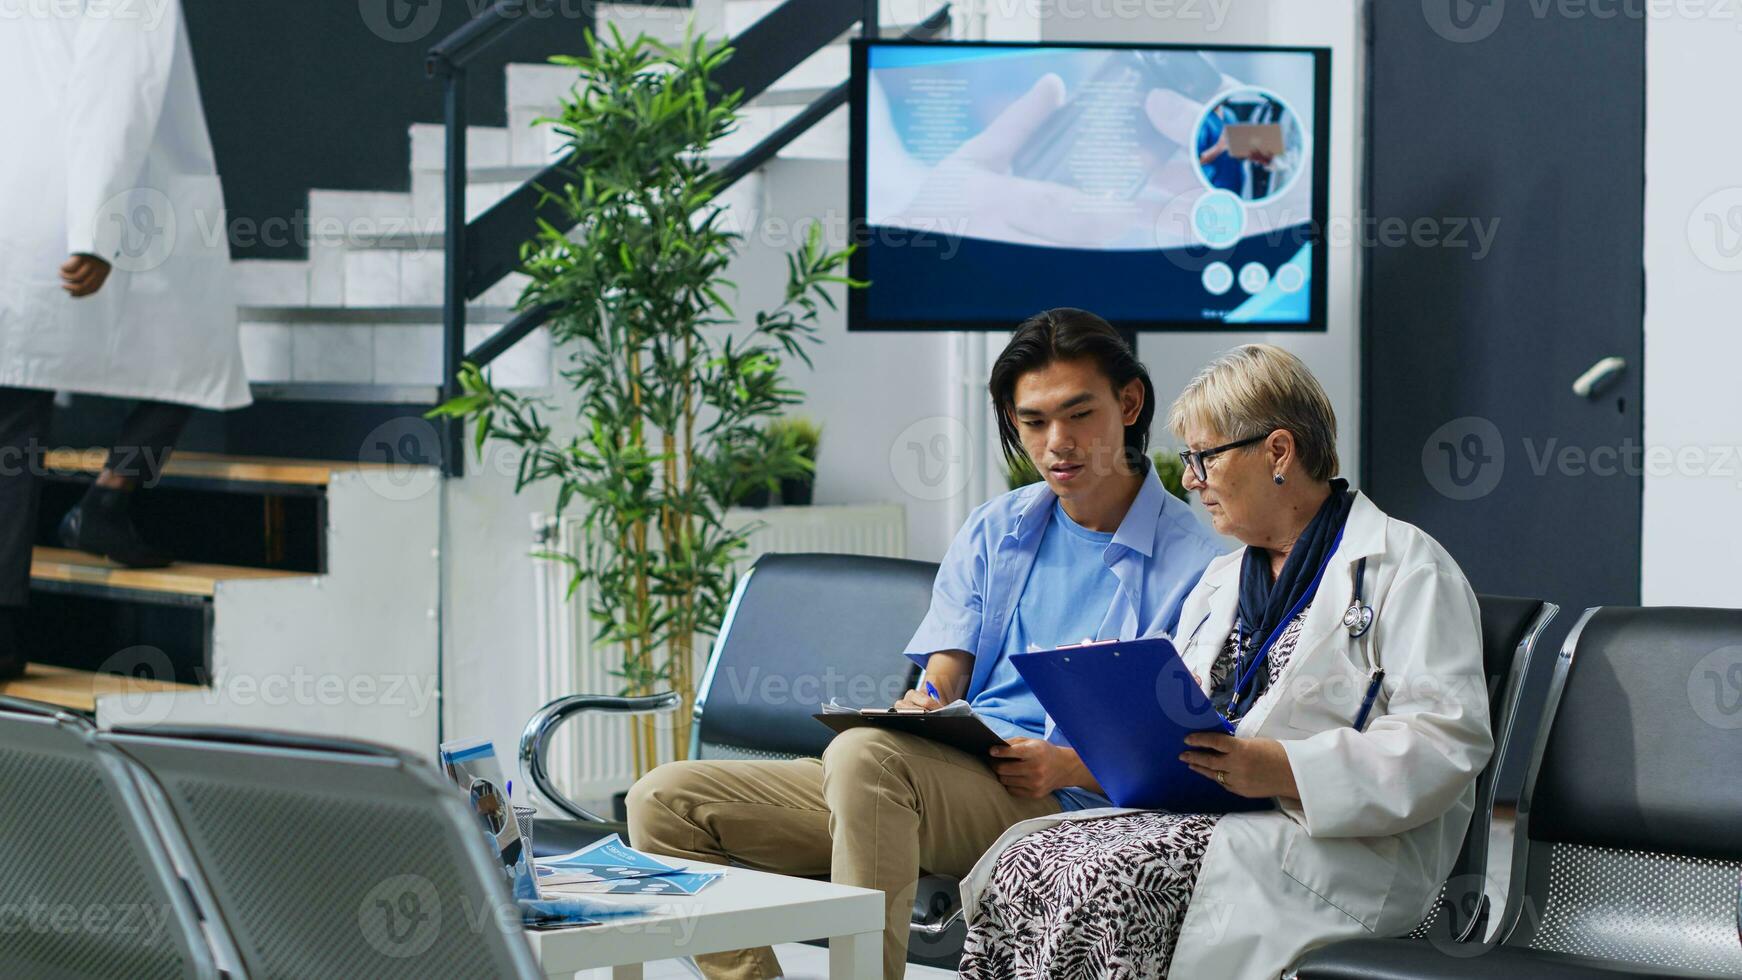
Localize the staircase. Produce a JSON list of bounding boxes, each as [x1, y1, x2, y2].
[[2, 0, 943, 754]]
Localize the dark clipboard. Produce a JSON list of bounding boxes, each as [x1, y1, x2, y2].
[[812, 710, 1009, 757], [1011, 636, 1274, 814]]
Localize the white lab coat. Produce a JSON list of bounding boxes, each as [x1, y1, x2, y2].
[[961, 491, 1493, 979], [0, 0, 250, 409]]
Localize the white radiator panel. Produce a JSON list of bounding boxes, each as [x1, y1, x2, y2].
[[533, 504, 906, 809]]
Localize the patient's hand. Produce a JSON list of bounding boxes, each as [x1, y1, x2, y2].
[[990, 738, 1095, 799], [893, 688, 944, 711]]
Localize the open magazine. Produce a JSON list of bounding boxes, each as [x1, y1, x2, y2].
[[536, 834, 723, 895]]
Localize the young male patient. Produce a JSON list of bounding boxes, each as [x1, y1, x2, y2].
[[626, 307, 1224, 980]]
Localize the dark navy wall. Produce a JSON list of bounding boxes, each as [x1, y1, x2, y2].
[[182, 0, 599, 259]]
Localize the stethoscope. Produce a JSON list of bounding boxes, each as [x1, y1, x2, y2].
[[1343, 557, 1374, 638], [1222, 548, 1383, 726]]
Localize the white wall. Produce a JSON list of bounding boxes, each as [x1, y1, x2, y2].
[[1641, 16, 1742, 606], [1044, 0, 1365, 492]]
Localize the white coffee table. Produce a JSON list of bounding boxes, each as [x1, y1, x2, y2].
[[526, 859, 885, 979]]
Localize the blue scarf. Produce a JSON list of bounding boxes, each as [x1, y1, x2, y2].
[[1211, 478, 1354, 720]]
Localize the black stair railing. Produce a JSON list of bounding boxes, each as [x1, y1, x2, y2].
[[425, 0, 949, 475]]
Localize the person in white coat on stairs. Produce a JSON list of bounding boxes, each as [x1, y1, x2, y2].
[[0, 0, 250, 680], [956, 344, 1492, 979]]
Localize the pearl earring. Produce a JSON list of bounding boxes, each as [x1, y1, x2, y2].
[[1273, 473, 1285, 485]]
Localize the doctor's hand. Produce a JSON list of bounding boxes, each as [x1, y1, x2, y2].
[[989, 738, 1093, 799], [1180, 733, 1300, 801], [61, 254, 112, 298]]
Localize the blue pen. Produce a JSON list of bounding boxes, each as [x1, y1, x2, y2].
[[1352, 668, 1385, 731], [923, 680, 943, 705]]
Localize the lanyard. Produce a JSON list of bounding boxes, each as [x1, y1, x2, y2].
[[1226, 524, 1348, 718]]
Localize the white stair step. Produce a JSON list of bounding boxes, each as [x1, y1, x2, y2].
[[334, 247, 530, 308], [239, 307, 551, 391], [409, 123, 511, 173], [233, 258, 311, 306], [411, 171, 525, 223], [307, 189, 418, 230]]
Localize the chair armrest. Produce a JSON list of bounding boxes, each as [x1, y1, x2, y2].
[[518, 692, 680, 823]]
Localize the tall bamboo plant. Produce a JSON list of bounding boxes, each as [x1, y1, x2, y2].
[[432, 27, 861, 775]]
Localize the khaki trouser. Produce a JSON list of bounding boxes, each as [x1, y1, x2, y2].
[[625, 726, 1062, 980]]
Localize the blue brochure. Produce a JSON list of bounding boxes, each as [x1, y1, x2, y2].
[[537, 834, 686, 880], [1011, 636, 1275, 814]]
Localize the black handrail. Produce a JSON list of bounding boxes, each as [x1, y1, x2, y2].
[[459, 0, 873, 300], [458, 5, 949, 390], [428, 0, 948, 474], [425, 0, 551, 76]]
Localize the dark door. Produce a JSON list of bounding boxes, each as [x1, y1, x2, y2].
[[1362, 2, 1644, 791]]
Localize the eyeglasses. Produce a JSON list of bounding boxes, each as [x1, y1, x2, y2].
[[1178, 433, 1268, 483]]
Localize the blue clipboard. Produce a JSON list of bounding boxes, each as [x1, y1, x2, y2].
[[1011, 636, 1275, 814]]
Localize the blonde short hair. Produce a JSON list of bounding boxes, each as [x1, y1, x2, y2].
[[1167, 344, 1340, 482]]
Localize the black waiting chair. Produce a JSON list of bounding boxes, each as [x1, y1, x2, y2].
[[1291, 605, 1742, 979], [99, 725, 543, 980], [519, 553, 952, 953], [0, 696, 233, 979], [1399, 594, 1560, 943]]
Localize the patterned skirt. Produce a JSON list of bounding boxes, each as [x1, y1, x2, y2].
[[957, 810, 1221, 980]]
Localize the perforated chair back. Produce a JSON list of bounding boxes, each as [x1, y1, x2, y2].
[[100, 726, 542, 980], [691, 553, 937, 761], [1400, 594, 1556, 942], [1500, 605, 1742, 975], [0, 698, 220, 980]]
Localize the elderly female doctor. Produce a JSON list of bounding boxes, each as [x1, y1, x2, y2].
[[956, 344, 1492, 979]]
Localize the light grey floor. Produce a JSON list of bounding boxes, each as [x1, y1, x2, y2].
[[570, 943, 956, 979]]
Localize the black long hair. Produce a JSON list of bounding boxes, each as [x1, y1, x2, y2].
[[988, 308, 1157, 474]]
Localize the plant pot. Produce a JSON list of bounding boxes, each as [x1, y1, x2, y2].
[[735, 485, 772, 509], [779, 476, 814, 506]]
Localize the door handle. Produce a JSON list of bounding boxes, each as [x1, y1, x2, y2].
[[1572, 356, 1626, 398]]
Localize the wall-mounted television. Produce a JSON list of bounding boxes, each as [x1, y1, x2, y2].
[[848, 39, 1331, 332]]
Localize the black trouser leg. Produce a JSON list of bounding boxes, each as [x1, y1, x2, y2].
[[99, 400, 194, 489], [0, 387, 54, 610], [60, 400, 193, 569]]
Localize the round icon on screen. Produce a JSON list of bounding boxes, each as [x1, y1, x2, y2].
[[1193, 87, 1309, 204], [1238, 262, 1271, 295], [1191, 191, 1246, 249], [1201, 262, 1234, 296], [1274, 263, 1306, 294]]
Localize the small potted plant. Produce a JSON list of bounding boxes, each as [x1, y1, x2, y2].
[[1151, 451, 1190, 502], [769, 416, 821, 505], [1006, 455, 1043, 490]]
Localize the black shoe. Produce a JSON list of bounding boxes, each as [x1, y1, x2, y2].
[[0, 608, 25, 682], [58, 486, 174, 568]]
